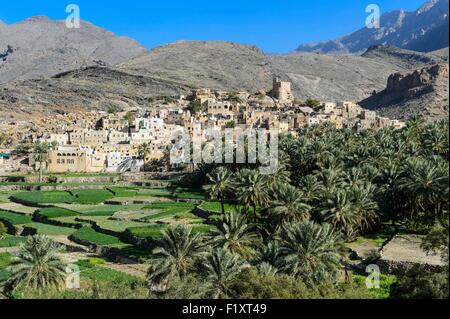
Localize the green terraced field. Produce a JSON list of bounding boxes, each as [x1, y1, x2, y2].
[[11, 191, 75, 205], [173, 187, 205, 200], [71, 227, 123, 246], [76, 259, 143, 285], [69, 189, 114, 204], [199, 201, 239, 213], [77, 216, 150, 232], [36, 207, 79, 219], [127, 224, 169, 239], [142, 202, 196, 221], [22, 222, 76, 236], [11, 190, 115, 206], [0, 210, 33, 225], [0, 235, 27, 248]]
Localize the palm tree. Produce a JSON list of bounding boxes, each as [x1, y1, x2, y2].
[[204, 167, 232, 214], [319, 190, 360, 239], [123, 111, 135, 135], [0, 235, 66, 296], [138, 142, 151, 171], [267, 184, 311, 224], [234, 169, 270, 222], [32, 141, 50, 183], [264, 152, 291, 185], [276, 221, 345, 285], [210, 211, 260, 260], [147, 225, 205, 288], [201, 248, 248, 299], [400, 157, 449, 219], [297, 175, 322, 204]]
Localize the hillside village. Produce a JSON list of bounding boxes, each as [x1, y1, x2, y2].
[[0, 78, 406, 174]]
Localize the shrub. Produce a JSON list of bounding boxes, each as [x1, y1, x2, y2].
[[390, 266, 449, 299]]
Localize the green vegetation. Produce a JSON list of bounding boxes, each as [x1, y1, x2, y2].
[[11, 190, 114, 206], [11, 191, 75, 205], [108, 187, 138, 197], [199, 201, 238, 213], [138, 188, 174, 197], [142, 202, 196, 221], [76, 259, 143, 285], [36, 207, 79, 219], [0, 235, 27, 248], [353, 273, 397, 299], [185, 99, 202, 114], [0, 235, 65, 295], [71, 227, 122, 246], [128, 224, 169, 239], [1, 118, 448, 299], [0, 210, 33, 225], [173, 187, 205, 200], [22, 223, 76, 236], [69, 189, 114, 204], [77, 216, 150, 232], [0, 253, 12, 281]]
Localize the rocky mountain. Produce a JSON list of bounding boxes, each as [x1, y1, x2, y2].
[[119, 41, 274, 93], [360, 63, 449, 121], [0, 41, 447, 120], [0, 16, 147, 84], [296, 0, 449, 54]]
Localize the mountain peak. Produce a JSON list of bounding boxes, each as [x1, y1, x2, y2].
[[296, 0, 449, 54], [417, 0, 441, 14], [0, 16, 147, 84], [23, 15, 51, 23]]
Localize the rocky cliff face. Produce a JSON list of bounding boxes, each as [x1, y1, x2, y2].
[[386, 63, 448, 93], [0, 16, 147, 84], [360, 64, 449, 121], [296, 0, 449, 54]]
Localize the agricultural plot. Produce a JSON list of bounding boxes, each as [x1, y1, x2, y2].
[[0, 235, 27, 248], [36, 207, 79, 219], [138, 188, 174, 198], [199, 201, 239, 213], [141, 202, 196, 222], [69, 190, 114, 204], [11, 190, 115, 206], [172, 187, 205, 200], [11, 191, 75, 205], [75, 259, 143, 285], [0, 210, 33, 225], [0, 202, 37, 215], [77, 216, 151, 232], [21, 222, 76, 236], [71, 227, 124, 246]]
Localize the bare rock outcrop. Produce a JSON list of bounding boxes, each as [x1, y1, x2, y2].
[[360, 63, 449, 121]]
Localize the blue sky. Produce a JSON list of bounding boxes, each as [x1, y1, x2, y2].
[[1, 0, 426, 53]]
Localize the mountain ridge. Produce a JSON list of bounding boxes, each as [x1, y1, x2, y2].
[[0, 15, 147, 84], [296, 0, 449, 54]]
